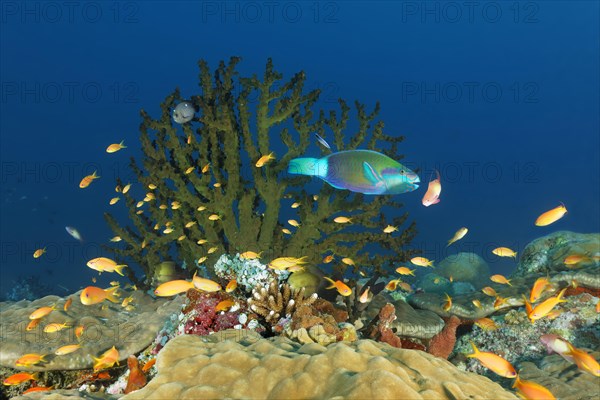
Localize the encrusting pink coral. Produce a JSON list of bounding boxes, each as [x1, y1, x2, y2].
[[366, 303, 402, 348], [427, 315, 461, 359]]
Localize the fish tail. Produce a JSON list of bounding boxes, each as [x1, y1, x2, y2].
[[105, 287, 120, 303], [467, 341, 479, 357], [120, 140, 127, 148], [557, 287, 567, 301], [288, 158, 322, 177], [323, 276, 336, 289], [114, 265, 127, 276]]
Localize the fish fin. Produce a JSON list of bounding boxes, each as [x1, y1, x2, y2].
[[323, 277, 336, 289], [466, 341, 479, 357], [362, 162, 384, 186], [435, 169, 440, 181], [119, 140, 127, 148], [431, 198, 440, 205], [288, 158, 321, 177], [104, 287, 120, 303], [114, 265, 127, 276]]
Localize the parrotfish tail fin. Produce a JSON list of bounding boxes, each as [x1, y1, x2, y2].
[[105, 287, 120, 303], [288, 158, 322, 177], [323, 277, 336, 289], [467, 341, 479, 358], [114, 265, 127, 276]]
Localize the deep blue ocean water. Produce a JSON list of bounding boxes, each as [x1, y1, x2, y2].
[[1, 1, 598, 298]]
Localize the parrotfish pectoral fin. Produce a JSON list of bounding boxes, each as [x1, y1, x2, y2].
[[288, 158, 324, 177], [362, 162, 385, 188]]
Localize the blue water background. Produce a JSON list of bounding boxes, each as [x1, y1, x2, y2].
[[1, 1, 598, 297]]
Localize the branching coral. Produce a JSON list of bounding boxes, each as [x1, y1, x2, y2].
[[103, 57, 418, 287], [248, 281, 317, 326]]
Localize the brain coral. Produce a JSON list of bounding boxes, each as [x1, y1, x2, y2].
[[121, 330, 517, 399]]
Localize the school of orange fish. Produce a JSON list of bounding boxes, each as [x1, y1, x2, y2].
[[6, 146, 600, 399]]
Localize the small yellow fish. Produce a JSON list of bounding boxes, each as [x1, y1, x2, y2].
[[240, 251, 262, 259], [29, 305, 56, 320], [564, 254, 592, 265], [215, 299, 235, 312], [207, 246, 218, 254], [268, 256, 308, 270], [255, 152, 275, 167], [192, 274, 222, 292], [197, 256, 208, 264], [385, 279, 402, 291], [492, 247, 517, 258], [201, 163, 210, 173], [359, 287, 371, 303], [323, 255, 334, 263], [148, 183, 157, 190], [313, 195, 319, 201], [115, 185, 122, 192], [154, 280, 193, 297], [33, 247, 46, 258], [109, 197, 120, 205], [197, 239, 208, 245], [383, 225, 398, 234], [395, 266, 415, 276], [145, 192, 155, 201], [141, 239, 148, 249], [197, 205, 207, 211], [185, 221, 197, 228], [494, 296, 508, 309], [564, 343, 600, 377], [135, 210, 144, 215], [281, 228, 292, 235], [474, 318, 498, 331], [43, 322, 71, 333], [75, 325, 85, 340], [287, 219, 300, 227], [225, 279, 237, 293], [410, 257, 434, 267], [341, 257, 355, 266], [208, 214, 221, 221], [323, 277, 352, 296], [109, 236, 122, 242], [529, 276, 551, 303], [122, 183, 131, 193], [535, 203, 567, 226], [121, 296, 134, 307], [64, 297, 73, 312], [442, 293, 452, 311], [529, 288, 567, 323], [185, 166, 195, 174], [80, 286, 120, 305], [472, 299, 482, 309], [110, 281, 120, 286], [106, 141, 126, 153], [398, 282, 413, 292], [490, 274, 512, 286], [466, 341, 516, 378], [163, 227, 174, 234], [87, 257, 127, 276], [79, 171, 100, 188], [92, 346, 120, 372], [55, 344, 81, 356], [159, 204, 168, 210], [136, 201, 144, 208], [447, 227, 468, 247], [291, 202, 301, 209], [15, 353, 47, 367], [333, 216, 352, 224], [512, 374, 556, 400], [26, 319, 42, 331], [481, 286, 497, 297], [177, 235, 186, 242], [171, 201, 181, 210], [213, 182, 222, 188]]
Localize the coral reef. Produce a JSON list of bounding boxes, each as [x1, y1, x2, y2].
[[120, 331, 518, 399], [434, 252, 491, 289], [283, 298, 351, 345], [213, 253, 288, 293], [428, 315, 461, 359], [5, 275, 57, 302], [247, 281, 317, 327], [366, 303, 402, 348], [0, 291, 183, 371], [103, 57, 418, 288]]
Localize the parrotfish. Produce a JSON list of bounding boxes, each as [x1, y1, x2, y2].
[[288, 150, 419, 195]]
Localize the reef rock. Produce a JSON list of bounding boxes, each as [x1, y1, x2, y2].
[[0, 290, 184, 371], [121, 332, 517, 399], [435, 252, 490, 289]]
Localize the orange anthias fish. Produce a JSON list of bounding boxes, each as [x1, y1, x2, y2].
[[474, 318, 498, 331], [154, 280, 194, 297], [26, 318, 42, 331], [55, 344, 81, 356], [358, 287, 371, 304], [255, 152, 275, 168], [481, 287, 497, 297], [79, 170, 100, 188], [225, 279, 237, 293], [43, 322, 71, 333], [565, 344, 600, 377], [395, 266, 415, 276], [512, 374, 556, 400], [29, 305, 56, 320], [422, 170, 441, 207], [92, 346, 120, 372], [64, 297, 73, 311], [323, 277, 352, 296], [535, 203, 567, 226], [528, 288, 567, 323], [529, 277, 551, 303], [106, 141, 127, 153], [80, 286, 120, 305], [33, 247, 46, 258], [385, 279, 402, 291], [192, 274, 222, 292], [3, 372, 37, 386], [15, 353, 47, 367], [490, 274, 512, 286], [492, 247, 517, 258], [466, 341, 517, 378], [142, 358, 156, 372], [410, 257, 434, 267], [563, 254, 598, 265], [87, 257, 127, 276], [215, 299, 235, 312], [23, 386, 54, 394]]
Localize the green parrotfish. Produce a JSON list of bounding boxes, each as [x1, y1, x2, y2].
[[288, 150, 419, 195]]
